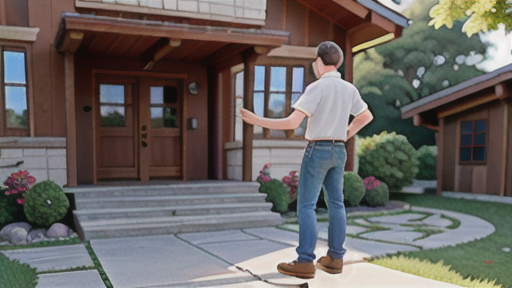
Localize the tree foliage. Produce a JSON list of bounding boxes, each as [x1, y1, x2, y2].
[[429, 0, 512, 37], [354, 0, 488, 148]]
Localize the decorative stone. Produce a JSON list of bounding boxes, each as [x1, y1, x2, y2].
[[8, 227, 28, 245], [0, 222, 32, 241], [27, 229, 47, 244], [502, 247, 511, 252], [46, 223, 72, 238]]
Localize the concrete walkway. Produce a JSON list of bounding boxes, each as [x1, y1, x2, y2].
[[2, 203, 498, 288]]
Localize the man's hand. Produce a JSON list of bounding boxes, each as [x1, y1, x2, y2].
[[240, 108, 259, 126]]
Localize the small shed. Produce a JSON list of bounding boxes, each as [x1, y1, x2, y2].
[[401, 64, 512, 197]]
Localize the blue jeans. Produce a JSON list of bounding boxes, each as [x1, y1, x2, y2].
[[296, 141, 347, 263]]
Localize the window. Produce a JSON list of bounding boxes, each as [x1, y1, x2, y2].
[[150, 86, 179, 129], [1, 48, 29, 136], [460, 120, 487, 163], [253, 65, 306, 139]]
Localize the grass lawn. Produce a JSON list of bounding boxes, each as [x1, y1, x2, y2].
[[386, 193, 512, 288]]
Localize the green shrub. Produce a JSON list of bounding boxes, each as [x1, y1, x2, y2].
[[0, 191, 24, 227], [259, 179, 291, 214], [0, 253, 38, 288], [362, 177, 389, 207], [416, 145, 437, 180], [23, 181, 69, 227], [358, 131, 419, 191], [343, 172, 365, 207]]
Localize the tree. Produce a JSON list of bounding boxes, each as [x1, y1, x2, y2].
[[429, 0, 512, 37], [354, 0, 488, 148]]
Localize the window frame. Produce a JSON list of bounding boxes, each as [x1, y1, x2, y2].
[[458, 119, 488, 165], [0, 45, 31, 137]]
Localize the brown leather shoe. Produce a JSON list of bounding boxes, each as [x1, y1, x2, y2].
[[316, 255, 343, 274], [277, 260, 315, 279]]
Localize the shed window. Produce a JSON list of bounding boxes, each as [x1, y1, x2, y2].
[[460, 120, 487, 162], [1, 48, 29, 136]]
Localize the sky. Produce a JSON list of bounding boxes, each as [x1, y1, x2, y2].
[[378, 0, 512, 72]]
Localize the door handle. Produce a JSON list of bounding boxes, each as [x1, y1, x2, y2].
[[141, 140, 148, 147]]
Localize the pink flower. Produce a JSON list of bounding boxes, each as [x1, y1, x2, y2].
[[17, 198, 25, 205], [283, 171, 299, 199], [363, 176, 381, 190], [3, 170, 36, 205]]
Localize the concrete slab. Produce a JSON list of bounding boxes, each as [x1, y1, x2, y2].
[[36, 270, 105, 288], [90, 234, 233, 288], [354, 219, 372, 226], [368, 213, 428, 225], [412, 207, 495, 249], [421, 214, 453, 227], [1, 244, 93, 272], [177, 229, 258, 245], [199, 239, 291, 264], [344, 237, 420, 256], [442, 191, 512, 204], [346, 225, 369, 235], [362, 230, 424, 244], [243, 227, 299, 246]]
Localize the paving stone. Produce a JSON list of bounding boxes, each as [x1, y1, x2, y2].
[[1, 245, 93, 272], [91, 234, 232, 288], [353, 219, 372, 226], [242, 227, 299, 246], [344, 237, 420, 256], [367, 213, 428, 225], [420, 214, 453, 227], [361, 230, 424, 244], [346, 225, 369, 235], [36, 270, 105, 288], [178, 229, 257, 245], [199, 239, 291, 265]]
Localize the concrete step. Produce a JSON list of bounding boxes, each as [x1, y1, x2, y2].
[[75, 193, 268, 210], [67, 182, 260, 200], [78, 211, 284, 240], [74, 202, 274, 221]]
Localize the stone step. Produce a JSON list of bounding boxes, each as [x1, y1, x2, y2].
[[66, 182, 260, 200], [74, 202, 274, 220], [75, 193, 268, 210], [78, 211, 283, 240]]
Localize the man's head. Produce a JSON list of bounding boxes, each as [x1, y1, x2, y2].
[[312, 41, 343, 78]]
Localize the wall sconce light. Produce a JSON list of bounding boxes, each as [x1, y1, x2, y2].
[[188, 82, 198, 95], [187, 118, 197, 130]]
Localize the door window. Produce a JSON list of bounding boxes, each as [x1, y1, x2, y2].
[[150, 86, 179, 129], [100, 84, 125, 127]]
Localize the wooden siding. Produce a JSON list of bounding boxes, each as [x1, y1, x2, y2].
[[442, 116, 456, 191], [507, 99, 512, 196]]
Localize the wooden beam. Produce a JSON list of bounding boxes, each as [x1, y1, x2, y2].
[[58, 31, 84, 53], [345, 32, 354, 172], [332, 0, 370, 19], [371, 11, 396, 33], [205, 44, 251, 67], [267, 45, 317, 59], [63, 16, 289, 47], [437, 92, 496, 118], [413, 114, 439, 131], [0, 0, 6, 26], [143, 38, 181, 70], [437, 118, 444, 196], [296, 0, 348, 30], [242, 50, 258, 182], [64, 53, 78, 187], [500, 104, 509, 196], [495, 82, 511, 100]]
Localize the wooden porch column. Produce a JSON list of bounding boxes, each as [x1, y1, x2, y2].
[[344, 34, 355, 172], [242, 51, 258, 182], [64, 53, 78, 187], [436, 117, 445, 196]]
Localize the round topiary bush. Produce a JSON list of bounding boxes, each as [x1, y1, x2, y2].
[[416, 145, 437, 180], [363, 176, 389, 207], [23, 181, 69, 227], [343, 172, 365, 207], [258, 179, 291, 214], [358, 131, 420, 191], [0, 253, 38, 288]]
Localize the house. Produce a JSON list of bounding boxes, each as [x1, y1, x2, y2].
[[401, 64, 512, 197], [0, 0, 408, 187]]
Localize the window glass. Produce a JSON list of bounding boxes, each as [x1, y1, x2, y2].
[[5, 86, 28, 129], [473, 133, 486, 145], [151, 107, 179, 128], [164, 86, 178, 104], [461, 121, 473, 134], [100, 85, 124, 104], [100, 106, 125, 127], [459, 147, 472, 162], [473, 147, 486, 161], [270, 67, 286, 92], [460, 135, 472, 146], [292, 67, 304, 92], [3, 51, 26, 84], [475, 120, 486, 132], [268, 93, 286, 118], [254, 66, 265, 91], [235, 71, 244, 143], [254, 92, 264, 117], [150, 87, 164, 104]]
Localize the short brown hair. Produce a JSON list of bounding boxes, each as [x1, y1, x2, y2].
[[316, 41, 343, 68]]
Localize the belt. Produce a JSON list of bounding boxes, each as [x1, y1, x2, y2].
[[309, 139, 345, 144]]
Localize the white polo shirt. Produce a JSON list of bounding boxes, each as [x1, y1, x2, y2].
[[292, 71, 368, 141]]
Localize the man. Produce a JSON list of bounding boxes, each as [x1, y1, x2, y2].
[[241, 41, 373, 279]]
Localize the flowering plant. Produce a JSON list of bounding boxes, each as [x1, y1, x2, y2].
[[363, 176, 381, 190], [282, 171, 299, 200], [257, 163, 272, 183], [4, 170, 36, 204]]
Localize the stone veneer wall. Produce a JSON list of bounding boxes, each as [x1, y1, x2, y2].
[[225, 140, 308, 181], [0, 138, 67, 187], [80, 0, 266, 25]]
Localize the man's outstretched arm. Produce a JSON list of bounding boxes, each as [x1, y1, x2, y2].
[[240, 108, 306, 130], [347, 109, 373, 139]]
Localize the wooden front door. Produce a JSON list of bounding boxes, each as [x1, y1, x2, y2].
[[95, 76, 183, 181]]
